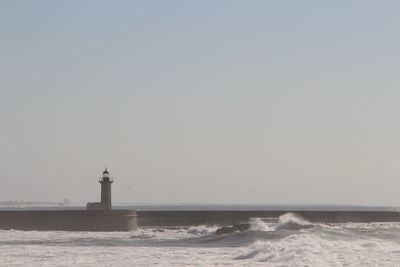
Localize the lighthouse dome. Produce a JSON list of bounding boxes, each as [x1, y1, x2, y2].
[[102, 168, 110, 179]]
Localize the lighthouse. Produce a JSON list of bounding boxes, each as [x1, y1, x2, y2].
[[100, 168, 113, 209], [86, 168, 115, 210]]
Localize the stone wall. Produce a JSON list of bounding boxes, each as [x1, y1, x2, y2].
[[0, 210, 137, 231]]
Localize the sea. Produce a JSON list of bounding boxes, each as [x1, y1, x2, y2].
[[1, 205, 400, 266]]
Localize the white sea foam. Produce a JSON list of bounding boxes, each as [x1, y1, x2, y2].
[[235, 231, 400, 266], [186, 225, 218, 235], [249, 217, 275, 231], [277, 212, 310, 226], [234, 219, 400, 266], [1, 219, 400, 266]]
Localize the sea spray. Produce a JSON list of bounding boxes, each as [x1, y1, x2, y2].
[[274, 213, 315, 231], [248, 213, 312, 232], [248, 217, 275, 232], [187, 225, 218, 235], [1, 219, 400, 266]]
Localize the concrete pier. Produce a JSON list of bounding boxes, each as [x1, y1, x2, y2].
[[137, 210, 400, 226], [0, 169, 138, 231], [0, 210, 137, 231]]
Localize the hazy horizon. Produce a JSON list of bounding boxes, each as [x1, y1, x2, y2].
[[2, 1, 400, 206]]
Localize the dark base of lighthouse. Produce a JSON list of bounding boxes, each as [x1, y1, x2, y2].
[[0, 210, 137, 231]]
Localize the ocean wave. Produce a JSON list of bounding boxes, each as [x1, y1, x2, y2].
[[234, 231, 400, 265], [1, 213, 400, 248], [1, 214, 400, 266]]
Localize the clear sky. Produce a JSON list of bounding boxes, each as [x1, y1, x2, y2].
[[1, 1, 400, 205]]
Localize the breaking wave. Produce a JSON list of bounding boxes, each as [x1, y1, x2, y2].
[[233, 213, 400, 265], [1, 213, 400, 265]]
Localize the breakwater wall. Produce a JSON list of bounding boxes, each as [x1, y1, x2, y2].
[[0, 210, 137, 231], [137, 210, 400, 226]]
